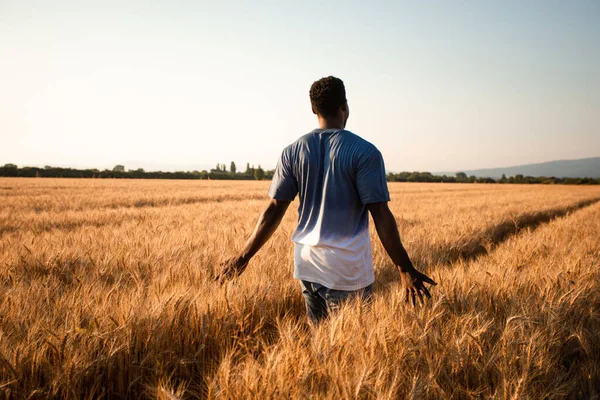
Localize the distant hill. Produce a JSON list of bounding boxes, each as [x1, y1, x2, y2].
[[439, 157, 600, 179]]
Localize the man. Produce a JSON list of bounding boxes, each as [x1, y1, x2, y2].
[[216, 76, 437, 323]]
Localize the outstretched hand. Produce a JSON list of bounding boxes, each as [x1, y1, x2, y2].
[[399, 268, 437, 306], [215, 255, 249, 285]]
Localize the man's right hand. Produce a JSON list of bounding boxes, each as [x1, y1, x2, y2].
[[399, 268, 437, 306], [215, 255, 249, 285]]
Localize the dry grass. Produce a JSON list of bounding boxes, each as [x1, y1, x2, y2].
[[1, 178, 600, 399]]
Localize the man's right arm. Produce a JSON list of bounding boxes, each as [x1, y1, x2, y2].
[[366, 201, 437, 304]]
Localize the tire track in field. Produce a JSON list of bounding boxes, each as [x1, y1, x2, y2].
[[0, 195, 270, 237], [438, 196, 600, 265], [0, 214, 144, 238], [101, 193, 268, 210], [1, 193, 269, 214]]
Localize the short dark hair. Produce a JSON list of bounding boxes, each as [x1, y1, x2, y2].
[[309, 76, 346, 118]]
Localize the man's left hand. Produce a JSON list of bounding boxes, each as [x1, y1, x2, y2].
[[399, 268, 437, 306]]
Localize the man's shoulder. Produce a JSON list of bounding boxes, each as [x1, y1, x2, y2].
[[339, 130, 380, 157], [341, 130, 376, 146], [281, 131, 321, 157], [281, 131, 315, 151], [293, 131, 317, 146]]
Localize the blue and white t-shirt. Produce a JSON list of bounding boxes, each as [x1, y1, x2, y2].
[[268, 129, 390, 290]]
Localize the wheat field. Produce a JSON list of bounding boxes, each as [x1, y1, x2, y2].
[[1, 178, 600, 399]]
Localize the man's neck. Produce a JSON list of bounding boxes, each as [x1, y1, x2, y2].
[[318, 117, 345, 130]]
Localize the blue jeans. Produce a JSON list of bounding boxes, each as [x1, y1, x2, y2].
[[299, 280, 373, 323]]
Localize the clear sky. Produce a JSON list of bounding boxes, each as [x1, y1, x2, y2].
[[1, 1, 599, 172]]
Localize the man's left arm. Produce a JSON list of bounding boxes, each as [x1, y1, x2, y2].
[[215, 198, 291, 283]]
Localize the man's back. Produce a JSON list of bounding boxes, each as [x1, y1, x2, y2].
[[268, 128, 390, 290]]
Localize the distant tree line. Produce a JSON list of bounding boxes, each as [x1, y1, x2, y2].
[[208, 162, 272, 180], [386, 171, 600, 185], [0, 163, 274, 181], [1, 163, 598, 184]]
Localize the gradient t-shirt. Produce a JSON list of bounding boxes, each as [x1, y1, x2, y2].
[[268, 129, 390, 290]]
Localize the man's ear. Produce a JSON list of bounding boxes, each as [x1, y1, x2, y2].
[[341, 100, 348, 112], [312, 106, 317, 115]]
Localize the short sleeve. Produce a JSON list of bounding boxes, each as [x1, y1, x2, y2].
[[356, 148, 390, 204], [268, 148, 298, 201]]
